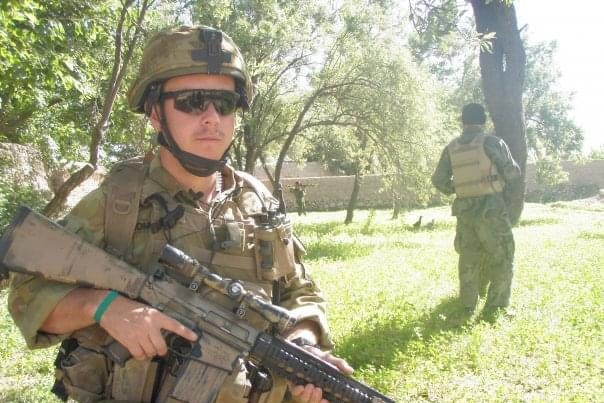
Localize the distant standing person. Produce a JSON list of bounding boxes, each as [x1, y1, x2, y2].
[[291, 180, 311, 216], [431, 103, 521, 316]]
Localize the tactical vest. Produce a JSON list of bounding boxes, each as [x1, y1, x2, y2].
[[103, 156, 300, 285], [54, 156, 302, 403], [448, 134, 505, 198]]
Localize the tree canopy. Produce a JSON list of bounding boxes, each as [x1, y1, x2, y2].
[[0, 0, 587, 219]]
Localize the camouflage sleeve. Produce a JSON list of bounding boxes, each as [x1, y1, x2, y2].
[[484, 136, 522, 184], [8, 187, 107, 349], [278, 238, 333, 350], [279, 270, 333, 349], [431, 146, 455, 195]]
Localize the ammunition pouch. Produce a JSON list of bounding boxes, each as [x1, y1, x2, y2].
[[253, 219, 296, 282], [111, 358, 159, 402], [52, 326, 160, 403], [54, 344, 111, 402]]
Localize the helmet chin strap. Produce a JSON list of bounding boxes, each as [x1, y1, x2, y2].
[[156, 132, 229, 177], [154, 98, 229, 177]]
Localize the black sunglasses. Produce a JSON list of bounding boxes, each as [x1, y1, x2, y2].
[[159, 89, 240, 116]]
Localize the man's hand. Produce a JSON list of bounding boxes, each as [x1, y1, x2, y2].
[[99, 294, 198, 360], [289, 346, 354, 403], [290, 383, 328, 403], [40, 288, 198, 361]]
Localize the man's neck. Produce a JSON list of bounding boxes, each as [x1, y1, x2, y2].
[[159, 148, 217, 200], [462, 124, 484, 135]]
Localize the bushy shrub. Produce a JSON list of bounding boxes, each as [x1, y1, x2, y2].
[[525, 158, 595, 203], [535, 158, 569, 188], [526, 183, 599, 203], [588, 146, 604, 160]]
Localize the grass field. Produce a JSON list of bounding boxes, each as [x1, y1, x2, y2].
[[1, 201, 603, 402]]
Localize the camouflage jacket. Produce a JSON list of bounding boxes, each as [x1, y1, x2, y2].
[[9, 154, 331, 403]]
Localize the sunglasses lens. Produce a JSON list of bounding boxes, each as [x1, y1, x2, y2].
[[214, 97, 237, 115], [172, 90, 239, 116]]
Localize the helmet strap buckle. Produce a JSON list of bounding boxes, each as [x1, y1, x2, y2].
[[144, 83, 162, 116]]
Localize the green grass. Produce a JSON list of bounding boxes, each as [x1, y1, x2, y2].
[[2, 203, 603, 402], [0, 296, 58, 402]]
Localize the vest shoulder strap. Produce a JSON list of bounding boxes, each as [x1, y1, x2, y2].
[[235, 170, 278, 208], [104, 156, 148, 258], [448, 133, 484, 153]]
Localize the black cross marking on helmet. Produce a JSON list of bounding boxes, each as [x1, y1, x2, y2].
[[191, 29, 232, 74]]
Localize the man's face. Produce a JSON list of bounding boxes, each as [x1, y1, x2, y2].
[[151, 74, 236, 161]]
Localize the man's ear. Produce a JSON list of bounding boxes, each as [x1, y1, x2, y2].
[[147, 104, 161, 132]]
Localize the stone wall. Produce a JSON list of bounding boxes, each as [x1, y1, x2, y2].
[[2, 142, 602, 213], [0, 143, 105, 211], [0, 143, 53, 198], [254, 161, 330, 180], [269, 160, 604, 212], [270, 175, 397, 212], [524, 160, 604, 190]]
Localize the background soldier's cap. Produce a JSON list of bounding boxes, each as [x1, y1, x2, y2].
[[461, 103, 486, 125], [128, 25, 253, 113]]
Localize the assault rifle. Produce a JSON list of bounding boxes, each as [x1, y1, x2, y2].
[[0, 207, 395, 403]]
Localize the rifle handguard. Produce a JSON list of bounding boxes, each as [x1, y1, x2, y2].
[[251, 334, 395, 403]]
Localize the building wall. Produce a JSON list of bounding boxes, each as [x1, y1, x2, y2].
[[253, 161, 330, 180], [524, 160, 604, 189], [268, 175, 398, 212], [266, 160, 604, 212], [3, 142, 602, 213]]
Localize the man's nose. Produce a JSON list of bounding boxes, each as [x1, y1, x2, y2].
[[200, 101, 221, 124]]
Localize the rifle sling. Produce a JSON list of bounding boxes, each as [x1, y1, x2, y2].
[[104, 163, 147, 258]]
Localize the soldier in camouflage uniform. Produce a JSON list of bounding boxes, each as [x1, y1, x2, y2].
[[290, 181, 308, 216], [431, 103, 521, 315], [8, 25, 351, 403]]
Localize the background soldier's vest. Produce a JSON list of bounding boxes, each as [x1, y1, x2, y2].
[[448, 134, 505, 198]]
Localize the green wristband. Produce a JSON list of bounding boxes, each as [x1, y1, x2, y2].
[[93, 290, 119, 323]]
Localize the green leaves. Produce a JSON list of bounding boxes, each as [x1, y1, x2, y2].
[[1, 1, 113, 143], [0, 0, 154, 164], [524, 40, 584, 159]]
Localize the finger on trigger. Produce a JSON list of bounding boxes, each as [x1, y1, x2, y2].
[[164, 317, 198, 341]]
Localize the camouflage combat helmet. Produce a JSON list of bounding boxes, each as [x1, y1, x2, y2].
[[128, 25, 253, 113]]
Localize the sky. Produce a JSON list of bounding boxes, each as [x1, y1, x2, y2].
[[514, 0, 603, 154]]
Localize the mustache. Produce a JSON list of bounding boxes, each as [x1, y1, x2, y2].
[[193, 127, 224, 138]]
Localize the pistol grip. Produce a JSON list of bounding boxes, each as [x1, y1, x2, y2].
[[103, 340, 132, 367]]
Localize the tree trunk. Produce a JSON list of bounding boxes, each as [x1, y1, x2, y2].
[[345, 134, 369, 224], [243, 123, 257, 173], [42, 0, 152, 218], [391, 168, 402, 220], [259, 154, 275, 186], [392, 196, 401, 220], [345, 170, 362, 225], [470, 0, 527, 225], [42, 164, 95, 218]]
